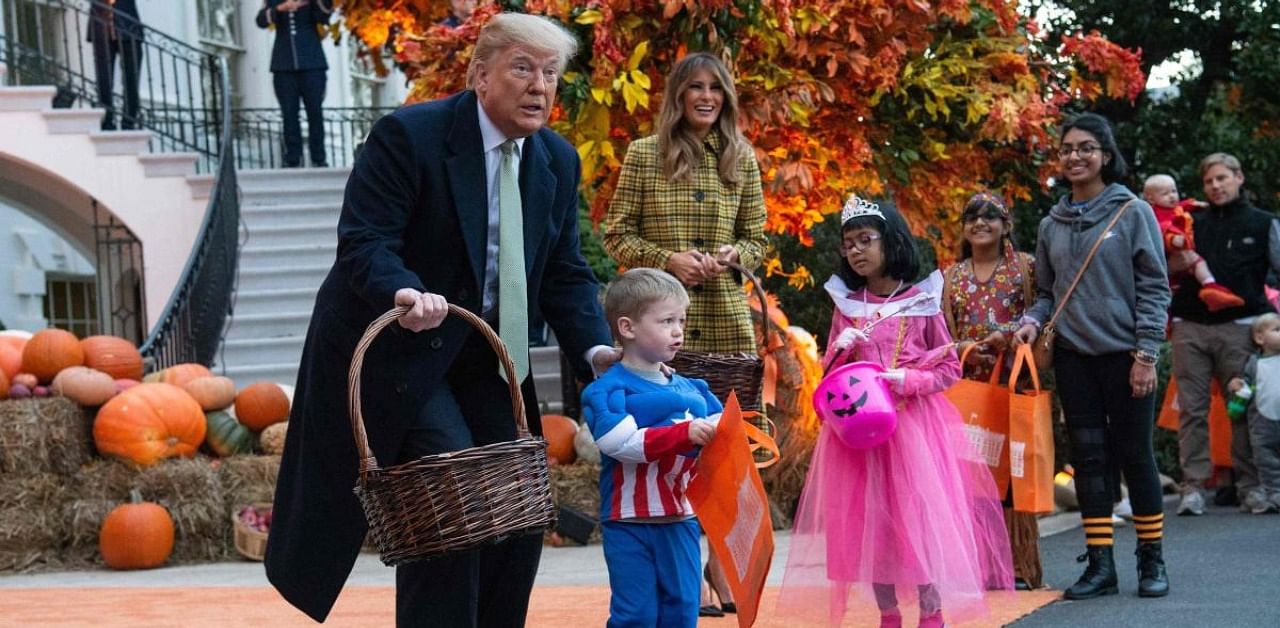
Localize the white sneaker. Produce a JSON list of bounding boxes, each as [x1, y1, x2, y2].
[[1241, 490, 1277, 514], [1113, 497, 1134, 521], [1177, 489, 1206, 516]]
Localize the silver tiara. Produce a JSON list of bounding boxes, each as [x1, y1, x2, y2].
[[841, 194, 884, 223]]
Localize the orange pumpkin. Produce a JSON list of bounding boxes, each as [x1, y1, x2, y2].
[[0, 369, 8, 401], [181, 376, 236, 411], [80, 336, 144, 381], [99, 489, 174, 570], [93, 383, 207, 466], [21, 328, 84, 383], [144, 363, 213, 388], [51, 366, 117, 406], [541, 414, 578, 465], [0, 340, 22, 380], [234, 382, 291, 432]]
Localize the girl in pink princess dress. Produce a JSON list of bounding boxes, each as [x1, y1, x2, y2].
[[778, 195, 1014, 628]]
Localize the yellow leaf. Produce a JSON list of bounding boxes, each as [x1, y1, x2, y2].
[[627, 40, 650, 72], [576, 140, 596, 162], [630, 70, 651, 89], [574, 10, 603, 25], [591, 87, 609, 104], [622, 82, 640, 113]]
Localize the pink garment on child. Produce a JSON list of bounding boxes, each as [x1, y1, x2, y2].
[[777, 279, 1014, 626]]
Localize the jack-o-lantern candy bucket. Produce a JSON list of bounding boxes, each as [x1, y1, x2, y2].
[[813, 361, 898, 449]]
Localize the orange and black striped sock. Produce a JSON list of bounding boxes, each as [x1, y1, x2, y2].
[[1133, 513, 1164, 544], [1083, 516, 1114, 547]]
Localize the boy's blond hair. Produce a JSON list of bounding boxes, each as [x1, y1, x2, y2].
[[603, 269, 689, 341], [1250, 312, 1280, 346], [1143, 174, 1176, 196]]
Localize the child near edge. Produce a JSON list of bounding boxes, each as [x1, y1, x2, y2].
[[777, 194, 1014, 628], [581, 268, 722, 628], [1226, 312, 1280, 514]]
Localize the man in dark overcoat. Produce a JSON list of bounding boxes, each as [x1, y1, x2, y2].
[[264, 12, 616, 627]]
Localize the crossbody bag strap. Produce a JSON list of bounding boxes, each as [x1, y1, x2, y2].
[[941, 264, 958, 336], [1045, 199, 1135, 328], [1015, 252, 1035, 312]]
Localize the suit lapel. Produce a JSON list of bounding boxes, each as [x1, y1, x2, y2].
[[519, 132, 555, 272], [445, 92, 488, 296]]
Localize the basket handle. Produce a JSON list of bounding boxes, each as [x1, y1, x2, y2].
[[348, 304, 528, 475], [721, 260, 773, 352]]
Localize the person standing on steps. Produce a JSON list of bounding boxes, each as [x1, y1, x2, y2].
[[256, 0, 334, 168]]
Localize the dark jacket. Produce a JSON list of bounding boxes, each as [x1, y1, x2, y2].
[[255, 0, 332, 72], [1170, 196, 1280, 324], [1026, 183, 1169, 356], [87, 0, 143, 42], [263, 90, 612, 622]]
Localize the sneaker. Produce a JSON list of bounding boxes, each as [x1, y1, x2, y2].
[[1113, 496, 1134, 521], [1214, 484, 1239, 506], [1177, 489, 1205, 516], [1241, 490, 1277, 514]]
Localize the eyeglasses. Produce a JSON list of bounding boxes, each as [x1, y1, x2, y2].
[[841, 233, 882, 253], [963, 211, 1005, 224], [1058, 143, 1101, 159]]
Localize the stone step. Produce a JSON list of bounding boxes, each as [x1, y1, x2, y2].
[[240, 201, 342, 227], [236, 263, 329, 292], [0, 85, 56, 111], [137, 152, 199, 177], [220, 361, 301, 389], [233, 287, 319, 317], [187, 174, 216, 200], [239, 184, 347, 206], [242, 221, 337, 248], [42, 108, 105, 134], [223, 311, 313, 340], [236, 167, 351, 191], [221, 335, 305, 370], [239, 243, 336, 270], [89, 130, 151, 156]]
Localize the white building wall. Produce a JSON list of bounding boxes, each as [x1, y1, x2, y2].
[[0, 200, 95, 332]]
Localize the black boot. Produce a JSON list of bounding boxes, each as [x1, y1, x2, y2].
[[1136, 542, 1169, 598], [1063, 546, 1118, 600]]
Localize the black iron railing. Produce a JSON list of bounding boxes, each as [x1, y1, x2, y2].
[[0, 0, 224, 171], [231, 106, 396, 170], [1, 0, 240, 368], [93, 199, 146, 345]]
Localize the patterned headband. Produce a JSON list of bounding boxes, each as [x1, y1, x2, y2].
[[964, 191, 1009, 219], [841, 194, 885, 223]]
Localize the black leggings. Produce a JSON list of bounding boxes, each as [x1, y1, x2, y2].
[[1054, 347, 1164, 519]]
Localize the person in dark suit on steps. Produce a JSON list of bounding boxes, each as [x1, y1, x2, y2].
[[255, 0, 333, 167], [264, 12, 617, 627], [88, 0, 144, 130]]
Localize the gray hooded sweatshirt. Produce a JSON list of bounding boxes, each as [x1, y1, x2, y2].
[[1025, 183, 1169, 356]]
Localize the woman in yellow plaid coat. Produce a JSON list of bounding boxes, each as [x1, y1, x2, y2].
[[603, 52, 767, 354]]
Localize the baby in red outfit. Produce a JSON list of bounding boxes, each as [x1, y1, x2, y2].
[[1143, 174, 1243, 312]]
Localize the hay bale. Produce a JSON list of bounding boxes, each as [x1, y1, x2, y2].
[[217, 454, 280, 510], [67, 456, 230, 564], [0, 474, 71, 572], [0, 398, 93, 478], [548, 461, 601, 544]]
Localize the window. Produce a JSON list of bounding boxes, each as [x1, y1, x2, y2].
[[44, 275, 99, 338]]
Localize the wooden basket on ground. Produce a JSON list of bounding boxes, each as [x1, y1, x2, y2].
[[232, 502, 272, 561], [668, 260, 773, 416], [350, 305, 555, 567]]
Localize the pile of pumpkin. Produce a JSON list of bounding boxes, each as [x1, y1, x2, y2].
[[1, 328, 291, 463], [1, 328, 292, 570]]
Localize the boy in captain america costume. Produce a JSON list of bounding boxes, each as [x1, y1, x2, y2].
[[582, 268, 722, 628]]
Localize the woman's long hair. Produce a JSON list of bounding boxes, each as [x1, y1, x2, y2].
[[655, 52, 747, 185]]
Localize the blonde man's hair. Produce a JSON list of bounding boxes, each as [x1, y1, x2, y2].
[[466, 13, 578, 88], [604, 268, 690, 341], [1199, 152, 1243, 178], [656, 52, 749, 185], [1251, 312, 1280, 345]]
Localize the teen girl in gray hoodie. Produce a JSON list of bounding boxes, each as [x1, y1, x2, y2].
[[1013, 113, 1171, 601]]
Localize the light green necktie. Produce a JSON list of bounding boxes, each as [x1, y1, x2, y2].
[[498, 140, 529, 383]]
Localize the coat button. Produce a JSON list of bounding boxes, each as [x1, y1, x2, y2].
[[693, 285, 704, 293], [395, 383, 407, 394], [689, 329, 702, 340], [692, 238, 705, 247], [430, 337, 443, 350], [457, 288, 469, 303], [694, 190, 705, 202]]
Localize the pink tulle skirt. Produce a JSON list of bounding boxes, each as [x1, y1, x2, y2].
[[778, 392, 1014, 625]]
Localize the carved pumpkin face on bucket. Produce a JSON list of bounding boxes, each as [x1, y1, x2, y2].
[[813, 361, 898, 449]]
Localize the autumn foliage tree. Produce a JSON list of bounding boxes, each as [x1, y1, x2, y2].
[[335, 0, 1144, 291]]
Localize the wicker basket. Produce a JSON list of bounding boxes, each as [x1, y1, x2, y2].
[[667, 260, 773, 415], [349, 305, 556, 567], [232, 502, 272, 561]]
